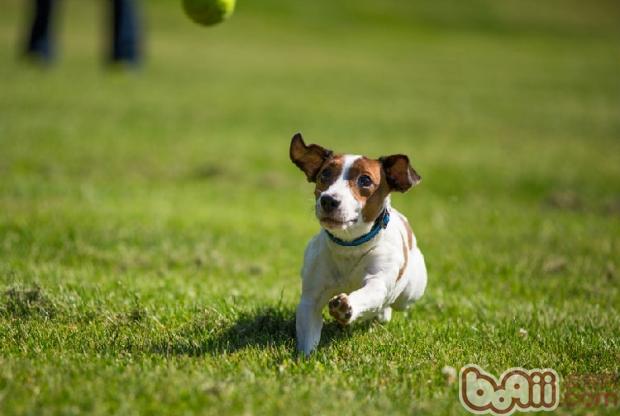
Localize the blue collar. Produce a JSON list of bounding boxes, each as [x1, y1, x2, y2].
[[325, 209, 390, 247]]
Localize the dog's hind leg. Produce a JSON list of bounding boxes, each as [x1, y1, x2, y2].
[[376, 306, 392, 323], [393, 248, 427, 311]]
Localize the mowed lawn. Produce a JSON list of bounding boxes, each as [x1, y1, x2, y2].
[[1, 0, 620, 414]]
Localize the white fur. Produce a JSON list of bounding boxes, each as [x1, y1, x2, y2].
[[296, 155, 428, 355]]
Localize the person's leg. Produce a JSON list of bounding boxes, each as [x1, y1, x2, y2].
[[110, 0, 141, 65], [25, 0, 57, 62]]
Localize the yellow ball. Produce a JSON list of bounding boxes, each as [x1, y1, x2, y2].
[[182, 0, 236, 26]]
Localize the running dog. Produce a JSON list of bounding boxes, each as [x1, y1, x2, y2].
[[290, 133, 428, 355]]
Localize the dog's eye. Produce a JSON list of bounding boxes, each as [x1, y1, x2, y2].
[[320, 169, 332, 181], [357, 175, 373, 187]]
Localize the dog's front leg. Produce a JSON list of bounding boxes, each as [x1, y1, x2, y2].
[[329, 277, 389, 325], [296, 297, 324, 356]]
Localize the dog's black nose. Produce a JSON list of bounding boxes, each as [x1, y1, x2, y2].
[[320, 195, 340, 212]]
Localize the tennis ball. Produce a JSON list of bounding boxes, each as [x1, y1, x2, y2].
[[182, 0, 236, 26]]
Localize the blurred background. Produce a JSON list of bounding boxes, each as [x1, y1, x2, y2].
[[2, 0, 618, 277], [4, 1, 620, 189], [0, 0, 619, 413]]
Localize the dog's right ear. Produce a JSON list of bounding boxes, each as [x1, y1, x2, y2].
[[290, 133, 333, 182]]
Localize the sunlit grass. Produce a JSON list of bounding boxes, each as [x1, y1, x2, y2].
[[1, 0, 619, 414]]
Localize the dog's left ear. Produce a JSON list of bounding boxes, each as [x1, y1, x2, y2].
[[379, 154, 421, 192], [290, 133, 333, 182]]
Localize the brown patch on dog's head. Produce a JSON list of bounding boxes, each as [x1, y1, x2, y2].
[[379, 154, 421, 192], [345, 156, 421, 222], [344, 157, 391, 222], [290, 133, 333, 182], [313, 155, 345, 198]]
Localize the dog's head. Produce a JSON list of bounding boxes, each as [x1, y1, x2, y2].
[[290, 133, 420, 237]]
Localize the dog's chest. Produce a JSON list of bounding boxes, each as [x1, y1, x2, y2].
[[328, 246, 375, 288]]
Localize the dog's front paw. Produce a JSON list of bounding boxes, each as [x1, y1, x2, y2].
[[329, 293, 353, 325]]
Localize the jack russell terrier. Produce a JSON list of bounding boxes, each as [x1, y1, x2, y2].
[[290, 133, 428, 355]]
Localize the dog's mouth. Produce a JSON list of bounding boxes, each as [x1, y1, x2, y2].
[[319, 217, 358, 229]]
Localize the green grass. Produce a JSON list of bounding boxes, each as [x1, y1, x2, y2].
[[1, 0, 620, 414]]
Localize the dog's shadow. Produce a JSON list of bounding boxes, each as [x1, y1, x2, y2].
[[149, 305, 359, 357]]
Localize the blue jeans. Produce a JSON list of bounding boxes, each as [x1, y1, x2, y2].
[[25, 0, 141, 64]]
